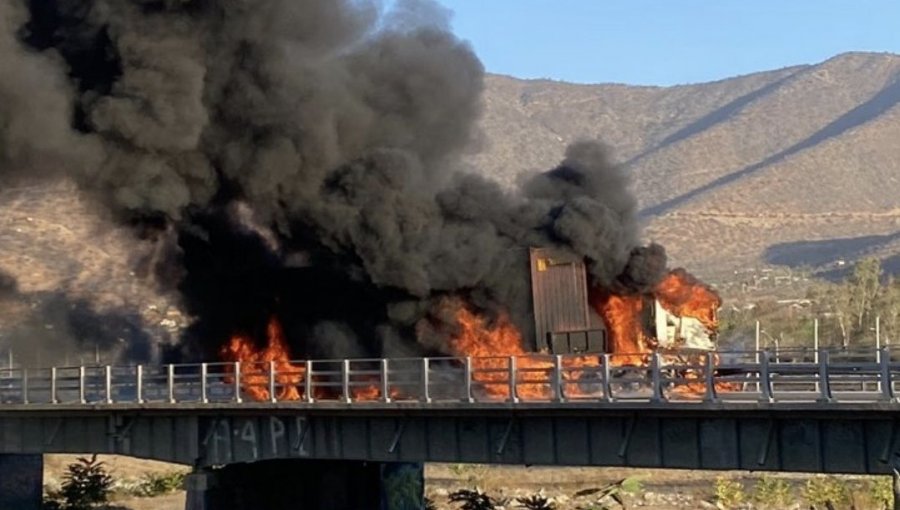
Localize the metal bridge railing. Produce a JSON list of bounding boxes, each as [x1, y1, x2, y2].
[[0, 348, 898, 406]]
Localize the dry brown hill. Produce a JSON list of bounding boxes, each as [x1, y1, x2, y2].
[[2, 52, 900, 354], [469, 52, 900, 278]]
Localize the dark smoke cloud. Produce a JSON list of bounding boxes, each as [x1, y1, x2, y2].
[[1, 0, 664, 360], [616, 243, 669, 293], [521, 141, 640, 286], [0, 289, 155, 367], [0, 269, 17, 297], [0, 1, 100, 183]]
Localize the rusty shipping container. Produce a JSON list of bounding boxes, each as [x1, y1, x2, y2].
[[529, 248, 606, 354]]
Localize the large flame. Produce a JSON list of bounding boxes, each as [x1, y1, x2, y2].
[[447, 298, 541, 398], [590, 268, 721, 364], [217, 268, 724, 402], [590, 292, 653, 366], [444, 297, 599, 399], [220, 317, 303, 401], [654, 268, 721, 331]]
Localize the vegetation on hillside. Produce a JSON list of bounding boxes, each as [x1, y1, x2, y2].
[[719, 258, 900, 350]]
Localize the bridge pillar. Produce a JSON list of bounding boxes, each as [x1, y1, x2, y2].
[[185, 460, 423, 510], [184, 469, 215, 510], [891, 453, 900, 510], [0, 454, 43, 510]]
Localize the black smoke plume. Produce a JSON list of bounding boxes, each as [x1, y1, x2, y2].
[[1, 0, 666, 360], [0, 288, 155, 367]]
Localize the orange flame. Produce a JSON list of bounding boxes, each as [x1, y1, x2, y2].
[[448, 299, 540, 398], [654, 268, 721, 331], [349, 377, 402, 401], [220, 317, 303, 401], [442, 298, 600, 399], [217, 267, 725, 402], [591, 292, 653, 366]]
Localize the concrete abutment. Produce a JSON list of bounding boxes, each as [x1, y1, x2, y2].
[[0, 454, 43, 510]]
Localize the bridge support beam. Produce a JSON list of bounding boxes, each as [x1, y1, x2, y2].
[[0, 454, 43, 510], [185, 459, 423, 510]]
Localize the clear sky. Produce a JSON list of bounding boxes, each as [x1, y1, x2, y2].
[[430, 0, 900, 86]]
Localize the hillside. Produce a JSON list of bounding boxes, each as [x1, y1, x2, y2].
[[2, 52, 900, 356], [469, 51, 900, 278]]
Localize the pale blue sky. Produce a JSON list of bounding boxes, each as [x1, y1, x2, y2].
[[428, 1, 900, 86]]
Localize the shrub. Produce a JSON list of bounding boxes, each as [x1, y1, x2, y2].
[[865, 476, 893, 510], [713, 477, 745, 509], [134, 471, 186, 497], [58, 455, 113, 510], [802, 476, 850, 509], [516, 493, 555, 510], [448, 488, 508, 510], [752, 475, 792, 508], [572, 478, 642, 510]]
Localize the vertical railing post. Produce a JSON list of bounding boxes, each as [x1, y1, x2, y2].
[[601, 354, 612, 403], [876, 318, 883, 393], [21, 368, 28, 405], [420, 358, 431, 403], [380, 359, 391, 403], [268, 361, 277, 403], [136, 365, 143, 404], [105, 365, 112, 404], [342, 360, 351, 403], [650, 352, 662, 402], [754, 321, 761, 393], [233, 361, 242, 404], [760, 350, 773, 402], [78, 366, 86, 404], [704, 354, 717, 402], [817, 350, 832, 402], [877, 316, 882, 354], [553, 355, 564, 403], [876, 317, 883, 392], [167, 364, 175, 403], [50, 367, 58, 404], [881, 347, 895, 401], [813, 319, 819, 364], [304, 360, 314, 403], [508, 356, 519, 403], [464, 357, 474, 403], [200, 363, 208, 404], [755, 321, 761, 363]]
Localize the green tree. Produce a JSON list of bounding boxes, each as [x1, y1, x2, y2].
[[822, 284, 853, 347], [873, 276, 900, 345], [58, 455, 113, 510], [821, 258, 885, 347], [847, 258, 883, 333]]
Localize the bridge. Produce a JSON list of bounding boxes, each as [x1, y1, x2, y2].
[[2, 348, 900, 509]]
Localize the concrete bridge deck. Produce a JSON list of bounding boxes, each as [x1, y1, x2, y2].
[[0, 348, 899, 473]]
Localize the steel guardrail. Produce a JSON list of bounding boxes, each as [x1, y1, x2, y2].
[[0, 348, 898, 406]]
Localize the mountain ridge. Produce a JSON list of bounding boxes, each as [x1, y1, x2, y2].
[[2, 51, 899, 318], [469, 51, 900, 278]]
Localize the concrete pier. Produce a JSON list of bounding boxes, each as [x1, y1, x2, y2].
[[0, 454, 43, 510], [185, 459, 423, 510]]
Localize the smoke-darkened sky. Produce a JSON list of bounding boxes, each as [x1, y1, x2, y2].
[[431, 0, 900, 86]]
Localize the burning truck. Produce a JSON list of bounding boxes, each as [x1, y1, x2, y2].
[[528, 247, 718, 358], [217, 243, 722, 402]]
